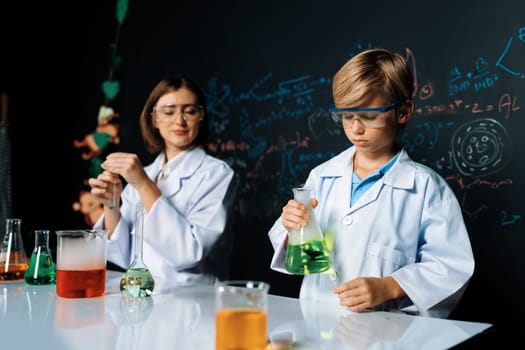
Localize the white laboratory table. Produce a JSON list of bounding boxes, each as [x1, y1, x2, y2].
[[0, 270, 492, 350]]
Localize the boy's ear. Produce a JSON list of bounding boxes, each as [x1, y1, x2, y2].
[[398, 100, 414, 124]]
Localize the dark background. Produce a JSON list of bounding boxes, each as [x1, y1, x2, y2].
[[2, 0, 524, 345]]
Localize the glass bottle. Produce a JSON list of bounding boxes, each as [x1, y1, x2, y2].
[[0, 218, 28, 280], [24, 230, 56, 285], [120, 204, 155, 297], [284, 187, 331, 274]]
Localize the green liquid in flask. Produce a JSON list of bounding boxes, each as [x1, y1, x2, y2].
[[120, 267, 155, 297], [284, 187, 332, 275], [24, 251, 56, 284], [24, 230, 56, 285], [285, 239, 331, 274]]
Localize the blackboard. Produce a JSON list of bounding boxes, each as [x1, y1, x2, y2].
[[6, 0, 524, 344]]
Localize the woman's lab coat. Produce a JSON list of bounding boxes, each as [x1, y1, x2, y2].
[[268, 147, 474, 318], [94, 147, 237, 285]]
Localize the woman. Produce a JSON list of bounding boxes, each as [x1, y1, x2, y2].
[[89, 76, 237, 285], [268, 49, 474, 317]]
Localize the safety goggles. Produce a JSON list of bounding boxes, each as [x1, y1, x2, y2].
[[329, 99, 405, 129]]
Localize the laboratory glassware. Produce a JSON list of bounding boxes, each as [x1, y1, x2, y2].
[[120, 204, 155, 297], [24, 229, 56, 285], [0, 218, 28, 280], [55, 229, 108, 298], [284, 187, 331, 274]]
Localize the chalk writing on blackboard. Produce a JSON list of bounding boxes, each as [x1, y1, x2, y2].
[[449, 26, 525, 97], [495, 26, 525, 78], [500, 210, 521, 226], [203, 24, 524, 224], [451, 118, 510, 177]]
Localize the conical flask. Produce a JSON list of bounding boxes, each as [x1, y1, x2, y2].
[[120, 204, 155, 297], [24, 230, 56, 285], [0, 218, 28, 280], [284, 187, 331, 274]]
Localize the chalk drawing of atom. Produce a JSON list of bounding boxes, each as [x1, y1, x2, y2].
[[451, 118, 511, 177]]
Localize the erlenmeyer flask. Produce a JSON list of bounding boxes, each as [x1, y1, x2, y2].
[[24, 230, 56, 285], [284, 187, 331, 274], [0, 218, 28, 280], [120, 204, 155, 297]]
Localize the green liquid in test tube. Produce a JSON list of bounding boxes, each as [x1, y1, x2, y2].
[[109, 182, 117, 210]]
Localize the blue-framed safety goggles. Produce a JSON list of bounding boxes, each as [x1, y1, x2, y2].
[[328, 99, 405, 129]]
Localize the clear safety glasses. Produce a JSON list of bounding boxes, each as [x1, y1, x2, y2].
[[154, 103, 204, 123]]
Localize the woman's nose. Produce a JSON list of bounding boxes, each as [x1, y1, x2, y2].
[[174, 110, 187, 124]]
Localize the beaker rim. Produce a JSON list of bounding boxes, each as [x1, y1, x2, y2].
[[55, 229, 109, 238], [215, 280, 270, 290]]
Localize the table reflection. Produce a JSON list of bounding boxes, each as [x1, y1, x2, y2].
[[24, 284, 55, 321], [0, 271, 492, 350], [268, 298, 479, 350], [109, 291, 205, 350]]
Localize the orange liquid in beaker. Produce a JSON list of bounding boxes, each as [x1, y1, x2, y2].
[[215, 309, 267, 350], [56, 268, 106, 298]]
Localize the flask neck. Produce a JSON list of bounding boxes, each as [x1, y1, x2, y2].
[[34, 230, 50, 249], [293, 187, 313, 207], [289, 187, 323, 241], [2, 218, 27, 258], [131, 205, 147, 267], [5, 219, 23, 240]]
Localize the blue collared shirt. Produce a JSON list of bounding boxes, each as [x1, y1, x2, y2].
[[350, 152, 400, 207]]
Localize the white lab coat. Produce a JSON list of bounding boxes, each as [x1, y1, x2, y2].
[[268, 146, 474, 318], [94, 147, 237, 285]]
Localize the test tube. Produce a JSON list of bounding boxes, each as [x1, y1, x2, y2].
[[109, 182, 117, 210]]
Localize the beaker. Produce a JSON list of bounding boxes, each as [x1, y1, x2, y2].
[[215, 280, 270, 350], [284, 187, 331, 274], [24, 230, 56, 285], [0, 218, 28, 281], [55, 229, 108, 298]]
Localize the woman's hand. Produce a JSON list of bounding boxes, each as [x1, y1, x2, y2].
[[100, 152, 149, 187], [99, 152, 161, 212], [88, 170, 121, 209]]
